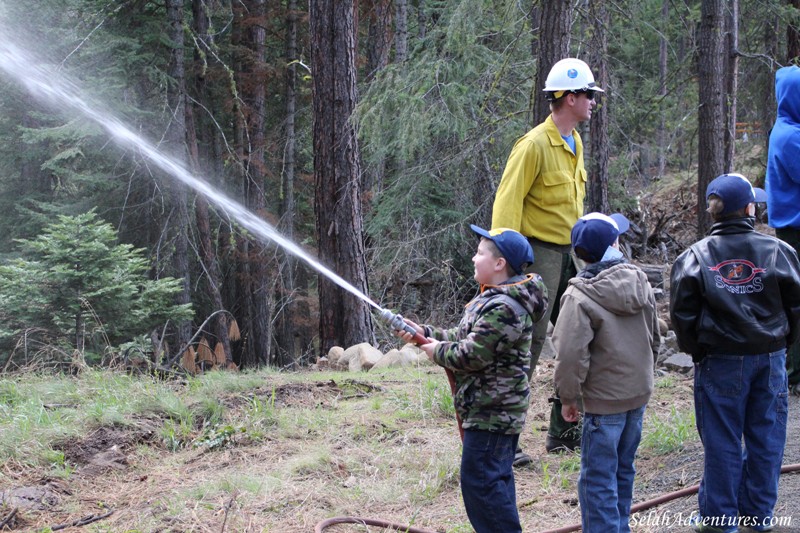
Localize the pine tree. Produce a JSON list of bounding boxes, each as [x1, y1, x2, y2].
[[0, 210, 193, 359]]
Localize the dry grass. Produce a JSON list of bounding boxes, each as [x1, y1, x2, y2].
[[0, 359, 714, 533]]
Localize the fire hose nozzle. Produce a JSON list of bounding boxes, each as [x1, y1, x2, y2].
[[378, 308, 428, 345]]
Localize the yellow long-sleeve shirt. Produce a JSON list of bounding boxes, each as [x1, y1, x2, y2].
[[491, 115, 586, 245]]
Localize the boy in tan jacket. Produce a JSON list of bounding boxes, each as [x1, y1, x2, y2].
[[552, 212, 660, 533]]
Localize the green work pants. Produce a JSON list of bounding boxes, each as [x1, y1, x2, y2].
[[525, 241, 581, 441]]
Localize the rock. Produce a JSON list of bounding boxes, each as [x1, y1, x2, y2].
[[343, 342, 383, 372], [0, 484, 61, 510], [401, 343, 431, 363], [658, 318, 669, 336], [372, 343, 433, 369], [373, 348, 404, 369], [373, 348, 409, 369], [539, 336, 557, 360], [656, 344, 674, 365], [638, 263, 666, 290], [81, 445, 128, 475], [663, 352, 694, 373], [327, 346, 345, 370], [662, 330, 680, 354]]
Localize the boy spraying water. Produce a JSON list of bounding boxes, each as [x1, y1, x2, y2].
[[393, 225, 547, 532]]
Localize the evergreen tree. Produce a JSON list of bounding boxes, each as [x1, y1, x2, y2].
[[0, 210, 193, 359]]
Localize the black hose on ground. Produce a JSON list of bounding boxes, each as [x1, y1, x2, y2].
[[313, 515, 433, 532], [313, 463, 800, 533]]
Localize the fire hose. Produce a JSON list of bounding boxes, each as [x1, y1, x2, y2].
[[314, 463, 800, 533]]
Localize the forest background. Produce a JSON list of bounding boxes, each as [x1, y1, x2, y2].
[[0, 0, 798, 372]]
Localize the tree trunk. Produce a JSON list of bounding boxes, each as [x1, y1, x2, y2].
[[762, 13, 779, 161], [533, 2, 573, 126], [276, 0, 305, 367], [657, 0, 669, 179], [789, 0, 800, 64], [75, 283, 84, 354], [187, 0, 232, 366], [723, 0, 739, 173], [697, 0, 727, 236], [366, 0, 392, 81], [232, 0, 272, 367], [363, 0, 393, 198], [165, 0, 193, 351], [395, 0, 408, 63], [528, 3, 540, 62], [417, 0, 427, 39], [587, 0, 609, 214], [21, 104, 47, 194], [310, 0, 374, 355]]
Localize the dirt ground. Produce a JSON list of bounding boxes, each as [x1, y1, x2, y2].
[[517, 356, 800, 533], [1, 368, 798, 533], [632, 394, 800, 533], [1, 342, 799, 533]]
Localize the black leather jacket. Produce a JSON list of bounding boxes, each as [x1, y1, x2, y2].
[[669, 217, 800, 361]]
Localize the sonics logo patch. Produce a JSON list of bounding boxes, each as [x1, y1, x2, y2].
[[708, 259, 766, 294]]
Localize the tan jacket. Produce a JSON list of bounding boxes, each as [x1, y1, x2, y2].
[[553, 262, 660, 415]]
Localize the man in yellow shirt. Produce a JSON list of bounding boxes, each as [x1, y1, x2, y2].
[[492, 58, 604, 463]]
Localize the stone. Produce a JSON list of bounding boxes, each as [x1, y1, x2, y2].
[[0, 485, 61, 510], [327, 346, 345, 370], [343, 342, 383, 372], [662, 330, 680, 354], [372, 348, 407, 369], [539, 336, 557, 360], [638, 263, 666, 290], [663, 352, 694, 373]]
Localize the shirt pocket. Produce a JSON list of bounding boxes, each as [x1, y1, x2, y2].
[[540, 170, 575, 206], [576, 168, 587, 206]]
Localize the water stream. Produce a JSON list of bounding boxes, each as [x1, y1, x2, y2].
[[0, 36, 381, 312]]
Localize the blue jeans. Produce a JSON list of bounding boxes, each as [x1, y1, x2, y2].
[[460, 430, 521, 533], [578, 405, 645, 533], [694, 352, 788, 528]]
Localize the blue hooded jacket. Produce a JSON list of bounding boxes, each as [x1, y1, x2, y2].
[[766, 65, 800, 229]]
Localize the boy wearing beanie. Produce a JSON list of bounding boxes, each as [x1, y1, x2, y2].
[[552, 213, 660, 533]]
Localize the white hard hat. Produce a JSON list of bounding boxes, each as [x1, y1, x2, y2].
[[543, 58, 604, 97]]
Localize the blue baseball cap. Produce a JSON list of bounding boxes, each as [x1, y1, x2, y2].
[[470, 225, 534, 275], [706, 173, 767, 214], [571, 213, 630, 263]]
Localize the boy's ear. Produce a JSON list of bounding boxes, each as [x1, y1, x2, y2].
[[495, 256, 508, 272]]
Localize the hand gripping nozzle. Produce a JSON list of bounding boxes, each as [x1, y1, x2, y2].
[[378, 308, 428, 345]]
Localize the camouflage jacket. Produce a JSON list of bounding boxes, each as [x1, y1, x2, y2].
[[423, 274, 548, 434]]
